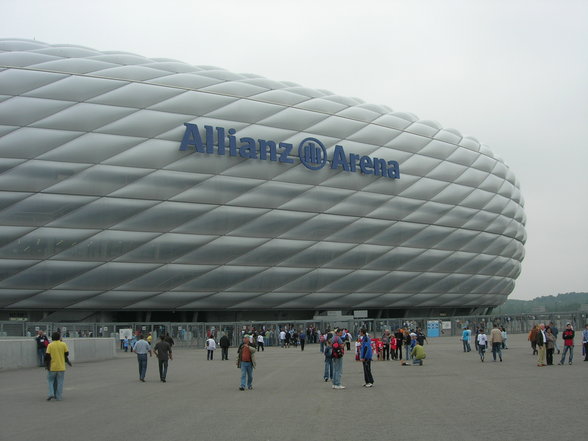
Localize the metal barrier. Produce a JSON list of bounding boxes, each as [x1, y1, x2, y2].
[[2, 312, 586, 348]]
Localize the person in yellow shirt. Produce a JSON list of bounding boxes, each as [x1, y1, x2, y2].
[[45, 332, 70, 401]]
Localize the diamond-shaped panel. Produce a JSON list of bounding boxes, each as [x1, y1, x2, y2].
[[0, 38, 526, 312]]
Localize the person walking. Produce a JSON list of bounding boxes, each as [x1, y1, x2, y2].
[[206, 335, 216, 360], [164, 333, 175, 348], [44, 332, 70, 401], [331, 328, 346, 389], [477, 329, 488, 362], [256, 333, 265, 352], [219, 333, 230, 360], [299, 330, 306, 351], [490, 324, 503, 362], [501, 327, 508, 349], [35, 330, 50, 367], [237, 335, 256, 390], [359, 328, 374, 387], [153, 335, 172, 382], [133, 334, 152, 382], [461, 327, 472, 352], [558, 323, 575, 365]]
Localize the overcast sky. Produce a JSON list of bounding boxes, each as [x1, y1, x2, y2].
[[1, 0, 587, 300]]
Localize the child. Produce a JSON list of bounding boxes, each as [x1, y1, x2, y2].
[[323, 338, 333, 382], [390, 336, 398, 360], [477, 329, 488, 362]]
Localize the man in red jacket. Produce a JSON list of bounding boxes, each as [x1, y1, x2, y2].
[[558, 323, 575, 365]]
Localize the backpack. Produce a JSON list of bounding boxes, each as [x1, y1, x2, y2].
[[332, 341, 343, 359]]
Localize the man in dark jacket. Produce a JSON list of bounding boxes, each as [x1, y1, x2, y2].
[[219, 333, 230, 360], [359, 328, 374, 387], [153, 335, 173, 382]]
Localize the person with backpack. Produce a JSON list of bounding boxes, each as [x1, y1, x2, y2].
[[319, 332, 326, 353], [323, 337, 333, 382], [331, 328, 345, 389], [205, 335, 216, 360]]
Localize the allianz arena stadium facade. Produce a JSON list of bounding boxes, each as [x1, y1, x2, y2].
[[0, 39, 526, 321]]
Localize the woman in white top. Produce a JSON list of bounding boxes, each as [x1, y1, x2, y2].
[[206, 337, 216, 360], [477, 330, 488, 362]]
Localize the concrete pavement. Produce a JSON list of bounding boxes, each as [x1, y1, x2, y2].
[[0, 333, 584, 441]]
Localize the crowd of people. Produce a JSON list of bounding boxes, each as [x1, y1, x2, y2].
[[527, 322, 580, 366], [35, 321, 588, 400], [459, 321, 588, 367]]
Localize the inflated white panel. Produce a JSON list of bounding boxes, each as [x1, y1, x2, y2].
[[0, 39, 526, 312]]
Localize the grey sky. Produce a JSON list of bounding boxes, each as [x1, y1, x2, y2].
[[1, 0, 587, 300]]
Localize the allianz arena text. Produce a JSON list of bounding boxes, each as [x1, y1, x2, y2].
[[0, 39, 526, 321]]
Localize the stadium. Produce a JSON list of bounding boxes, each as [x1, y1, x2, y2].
[[0, 39, 526, 322]]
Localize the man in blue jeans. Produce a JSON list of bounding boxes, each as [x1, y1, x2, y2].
[[237, 335, 256, 390], [133, 334, 152, 382], [44, 332, 69, 401], [490, 325, 503, 362]]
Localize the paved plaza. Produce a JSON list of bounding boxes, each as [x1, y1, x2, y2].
[[0, 333, 584, 441]]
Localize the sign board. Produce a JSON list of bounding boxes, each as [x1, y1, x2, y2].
[[180, 123, 400, 180], [119, 329, 133, 339], [442, 321, 452, 330], [353, 310, 368, 318], [427, 320, 440, 338]]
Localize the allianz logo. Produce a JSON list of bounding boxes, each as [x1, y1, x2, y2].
[[179, 123, 400, 179]]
